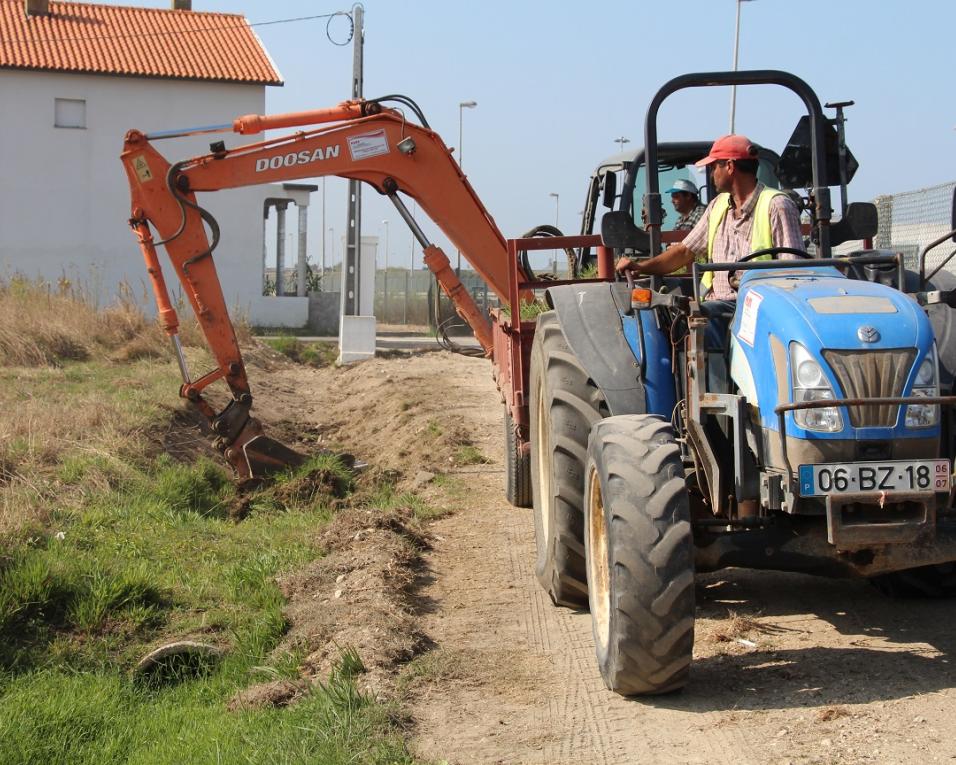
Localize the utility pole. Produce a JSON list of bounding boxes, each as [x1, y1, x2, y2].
[[342, 3, 364, 316]]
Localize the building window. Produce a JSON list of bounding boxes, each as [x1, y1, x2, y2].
[[54, 98, 86, 129]]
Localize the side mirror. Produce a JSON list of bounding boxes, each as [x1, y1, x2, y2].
[[830, 202, 878, 246], [600, 211, 650, 251], [951, 186, 956, 243], [601, 171, 617, 209]]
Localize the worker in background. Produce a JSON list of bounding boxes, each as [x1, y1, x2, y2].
[[616, 134, 803, 296], [665, 178, 707, 274], [667, 178, 706, 231]]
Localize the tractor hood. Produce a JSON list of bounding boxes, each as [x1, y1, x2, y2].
[[729, 266, 937, 437], [735, 267, 928, 349]]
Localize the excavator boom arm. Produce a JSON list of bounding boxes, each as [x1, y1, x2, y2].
[[124, 107, 515, 305], [120, 99, 522, 481]]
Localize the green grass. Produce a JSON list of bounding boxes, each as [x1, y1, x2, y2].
[[252, 326, 316, 337], [0, 277, 424, 763], [360, 478, 444, 523], [455, 445, 490, 466], [429, 474, 471, 507], [497, 297, 550, 321], [0, 659, 414, 765], [261, 336, 338, 367], [0, 368, 419, 763]]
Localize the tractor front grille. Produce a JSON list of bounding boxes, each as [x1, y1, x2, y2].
[[822, 348, 916, 427]]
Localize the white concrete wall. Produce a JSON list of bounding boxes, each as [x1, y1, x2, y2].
[[0, 70, 304, 326]]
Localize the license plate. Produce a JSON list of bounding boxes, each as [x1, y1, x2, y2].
[[798, 459, 950, 497]]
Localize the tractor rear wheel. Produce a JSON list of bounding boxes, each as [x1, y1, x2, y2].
[[585, 414, 695, 695], [503, 405, 532, 508], [529, 311, 607, 608]]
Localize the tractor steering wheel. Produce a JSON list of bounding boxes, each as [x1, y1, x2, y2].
[[728, 246, 812, 289], [737, 246, 813, 263]]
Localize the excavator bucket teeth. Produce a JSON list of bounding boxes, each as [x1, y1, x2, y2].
[[240, 434, 307, 479]]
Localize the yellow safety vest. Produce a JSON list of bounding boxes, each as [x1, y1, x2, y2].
[[701, 187, 785, 292]]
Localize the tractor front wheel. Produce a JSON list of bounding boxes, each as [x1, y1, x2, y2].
[[585, 414, 696, 695]]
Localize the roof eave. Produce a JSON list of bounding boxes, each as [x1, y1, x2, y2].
[[0, 63, 283, 86]]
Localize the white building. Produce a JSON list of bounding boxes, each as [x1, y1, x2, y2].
[[0, 0, 311, 326]]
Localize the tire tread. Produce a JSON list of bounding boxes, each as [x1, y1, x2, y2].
[[586, 414, 696, 695]]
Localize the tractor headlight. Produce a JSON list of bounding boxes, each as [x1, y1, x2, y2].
[[906, 347, 939, 428], [790, 342, 843, 433]]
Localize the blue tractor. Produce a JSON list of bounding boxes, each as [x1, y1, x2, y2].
[[528, 71, 956, 695]]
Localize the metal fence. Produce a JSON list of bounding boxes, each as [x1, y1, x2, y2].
[[273, 183, 956, 327], [873, 181, 956, 275], [300, 266, 495, 327]]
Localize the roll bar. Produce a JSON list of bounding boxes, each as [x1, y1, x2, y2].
[[642, 70, 834, 279]]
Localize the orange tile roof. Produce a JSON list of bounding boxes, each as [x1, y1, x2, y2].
[[0, 1, 282, 85]]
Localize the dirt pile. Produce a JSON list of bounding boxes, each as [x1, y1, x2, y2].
[[220, 349, 493, 711], [280, 505, 428, 685], [248, 353, 488, 485], [228, 503, 429, 710]]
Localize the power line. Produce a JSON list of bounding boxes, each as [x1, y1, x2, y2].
[[0, 10, 353, 47]]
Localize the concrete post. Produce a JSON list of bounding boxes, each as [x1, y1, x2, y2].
[[275, 201, 288, 296], [262, 204, 270, 294], [297, 202, 309, 297]]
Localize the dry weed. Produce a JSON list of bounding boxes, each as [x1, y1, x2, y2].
[[712, 610, 765, 643], [0, 277, 251, 367]]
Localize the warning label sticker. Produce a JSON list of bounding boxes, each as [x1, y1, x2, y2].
[[347, 129, 390, 161], [737, 289, 763, 347], [132, 155, 153, 183]]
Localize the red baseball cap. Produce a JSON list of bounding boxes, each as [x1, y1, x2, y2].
[[695, 134, 757, 167]]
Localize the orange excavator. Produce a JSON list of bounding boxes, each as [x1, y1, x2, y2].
[[121, 96, 575, 482]]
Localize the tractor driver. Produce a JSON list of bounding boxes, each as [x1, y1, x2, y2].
[[616, 134, 804, 386], [616, 134, 803, 297]]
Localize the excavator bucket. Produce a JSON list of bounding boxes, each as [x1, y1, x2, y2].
[[216, 414, 308, 485], [239, 434, 307, 480]]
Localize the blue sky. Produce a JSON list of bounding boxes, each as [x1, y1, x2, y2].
[[99, 0, 954, 270]]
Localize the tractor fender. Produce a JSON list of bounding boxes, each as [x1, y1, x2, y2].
[[544, 282, 646, 416]]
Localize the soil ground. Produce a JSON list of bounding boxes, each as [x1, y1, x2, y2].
[[250, 346, 956, 765]]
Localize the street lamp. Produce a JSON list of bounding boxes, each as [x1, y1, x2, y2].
[[457, 100, 477, 275], [730, 0, 756, 134], [381, 219, 389, 321], [614, 136, 630, 153]]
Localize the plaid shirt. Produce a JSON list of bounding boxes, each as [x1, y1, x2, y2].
[[675, 202, 706, 231], [681, 183, 803, 300]]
